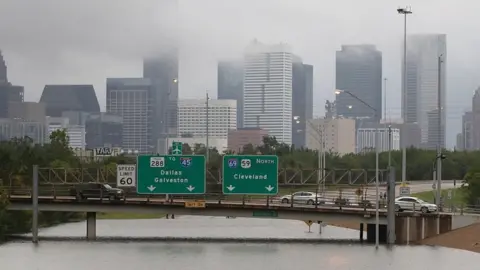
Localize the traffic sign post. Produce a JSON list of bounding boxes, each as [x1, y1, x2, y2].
[[117, 164, 136, 187], [136, 155, 206, 194], [399, 186, 410, 196], [172, 142, 182, 155], [222, 155, 278, 195]]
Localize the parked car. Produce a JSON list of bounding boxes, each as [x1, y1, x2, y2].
[[394, 196, 437, 213], [280, 191, 326, 205], [69, 182, 124, 201]]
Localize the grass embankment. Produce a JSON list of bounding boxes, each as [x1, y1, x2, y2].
[[412, 188, 466, 205], [97, 213, 166, 220]]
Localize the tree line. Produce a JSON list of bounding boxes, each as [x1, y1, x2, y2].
[[1, 134, 480, 239]]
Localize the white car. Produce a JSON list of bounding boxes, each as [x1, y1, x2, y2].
[[395, 196, 438, 213], [280, 191, 326, 205]]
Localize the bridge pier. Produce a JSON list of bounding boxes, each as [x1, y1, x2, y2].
[[366, 223, 387, 244], [394, 216, 452, 244], [86, 212, 96, 240], [359, 223, 364, 242]]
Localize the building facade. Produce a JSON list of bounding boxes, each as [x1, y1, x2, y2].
[[143, 52, 179, 142], [85, 113, 123, 149], [403, 34, 447, 150], [292, 56, 313, 148], [217, 60, 244, 128], [0, 50, 6, 83], [106, 78, 152, 153], [356, 127, 401, 153], [177, 99, 237, 139], [335, 45, 382, 121], [40, 85, 100, 117], [8, 102, 46, 123], [0, 119, 46, 144], [243, 40, 293, 145], [228, 128, 268, 152], [46, 117, 86, 150], [0, 84, 24, 118], [305, 118, 356, 155]]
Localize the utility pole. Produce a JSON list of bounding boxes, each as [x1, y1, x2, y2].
[[205, 92, 210, 163]]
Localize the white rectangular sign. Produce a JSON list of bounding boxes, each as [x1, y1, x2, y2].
[[117, 164, 136, 187], [399, 186, 410, 196]]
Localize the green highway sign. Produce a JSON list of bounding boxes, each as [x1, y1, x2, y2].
[[136, 155, 206, 194], [172, 141, 182, 155], [222, 155, 278, 195]]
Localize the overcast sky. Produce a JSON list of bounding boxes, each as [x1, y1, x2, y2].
[[0, 0, 479, 147]]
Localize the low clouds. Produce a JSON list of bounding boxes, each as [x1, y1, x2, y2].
[[0, 0, 480, 147]]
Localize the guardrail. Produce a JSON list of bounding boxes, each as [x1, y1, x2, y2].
[[2, 185, 391, 212]]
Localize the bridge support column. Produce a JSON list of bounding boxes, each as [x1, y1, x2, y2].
[[32, 165, 39, 244], [317, 221, 322, 234], [86, 212, 96, 241], [359, 223, 364, 242], [366, 223, 387, 244]]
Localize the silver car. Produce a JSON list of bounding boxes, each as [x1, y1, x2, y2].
[[280, 191, 326, 205], [395, 196, 438, 213]]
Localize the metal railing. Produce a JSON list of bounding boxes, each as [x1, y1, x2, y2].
[[2, 184, 395, 213]]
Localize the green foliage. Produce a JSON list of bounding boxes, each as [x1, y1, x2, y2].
[[0, 132, 84, 239], [462, 168, 480, 205]]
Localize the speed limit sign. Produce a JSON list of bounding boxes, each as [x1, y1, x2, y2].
[[117, 164, 136, 187]]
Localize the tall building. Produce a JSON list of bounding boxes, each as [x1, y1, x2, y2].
[[40, 85, 100, 117], [305, 118, 356, 155], [177, 99, 237, 139], [0, 84, 24, 118], [143, 52, 179, 143], [228, 128, 268, 152], [46, 117, 86, 150], [217, 60, 244, 128], [0, 50, 7, 83], [335, 45, 382, 121], [356, 127, 401, 153], [0, 119, 46, 145], [8, 102, 46, 123], [85, 113, 123, 149], [292, 56, 313, 148], [471, 88, 480, 150], [461, 111, 473, 151], [403, 34, 447, 150], [243, 40, 293, 145], [106, 78, 152, 153]]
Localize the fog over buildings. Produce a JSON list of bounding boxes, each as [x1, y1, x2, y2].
[[1, 0, 480, 147]]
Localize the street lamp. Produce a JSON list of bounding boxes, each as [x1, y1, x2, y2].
[[397, 6, 412, 185], [335, 89, 380, 249], [205, 92, 210, 163]]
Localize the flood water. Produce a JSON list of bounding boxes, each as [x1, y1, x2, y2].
[[0, 216, 479, 269]]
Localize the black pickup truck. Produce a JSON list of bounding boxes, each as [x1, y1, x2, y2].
[[69, 183, 124, 201]]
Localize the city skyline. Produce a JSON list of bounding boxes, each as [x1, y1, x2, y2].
[[1, 1, 479, 147]]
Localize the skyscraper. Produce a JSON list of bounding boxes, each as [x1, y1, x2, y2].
[[106, 78, 152, 153], [143, 52, 179, 142], [292, 56, 313, 148], [217, 60, 243, 128], [40, 85, 100, 117], [243, 40, 293, 145], [0, 50, 7, 83], [403, 34, 447, 149], [335, 45, 382, 121]]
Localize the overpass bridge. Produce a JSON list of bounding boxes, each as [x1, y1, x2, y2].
[[5, 186, 453, 245]]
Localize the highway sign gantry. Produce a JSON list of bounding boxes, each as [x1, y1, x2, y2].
[[222, 155, 278, 195], [136, 155, 206, 195], [117, 164, 136, 187]]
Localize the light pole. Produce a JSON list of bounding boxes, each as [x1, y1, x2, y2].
[[306, 117, 327, 196], [436, 55, 444, 233], [384, 78, 392, 167], [336, 89, 379, 249], [397, 6, 412, 184], [205, 92, 210, 163]]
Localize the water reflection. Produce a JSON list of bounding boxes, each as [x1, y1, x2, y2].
[[0, 216, 478, 269]]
